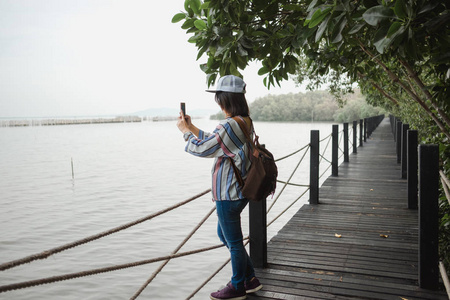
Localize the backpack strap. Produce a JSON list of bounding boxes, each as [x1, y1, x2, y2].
[[232, 116, 255, 146], [229, 116, 254, 188], [230, 155, 245, 188]]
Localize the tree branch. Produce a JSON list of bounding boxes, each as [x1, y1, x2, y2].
[[357, 72, 399, 106], [398, 59, 450, 129], [358, 41, 450, 139]]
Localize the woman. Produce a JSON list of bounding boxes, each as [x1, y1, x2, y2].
[[176, 75, 262, 300]]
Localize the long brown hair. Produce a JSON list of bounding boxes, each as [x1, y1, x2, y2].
[[215, 92, 250, 117]]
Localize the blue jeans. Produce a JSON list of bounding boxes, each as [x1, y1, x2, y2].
[[215, 199, 256, 292]]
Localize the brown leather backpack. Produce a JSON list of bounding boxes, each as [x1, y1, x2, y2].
[[230, 117, 278, 201]]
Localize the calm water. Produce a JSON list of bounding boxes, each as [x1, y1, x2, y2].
[[0, 119, 336, 299]]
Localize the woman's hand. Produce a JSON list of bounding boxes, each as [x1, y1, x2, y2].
[[177, 111, 192, 134], [177, 111, 201, 137]]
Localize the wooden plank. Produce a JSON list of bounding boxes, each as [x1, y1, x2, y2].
[[250, 118, 448, 300]]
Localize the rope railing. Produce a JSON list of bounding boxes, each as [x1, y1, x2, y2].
[[187, 257, 231, 299], [337, 130, 344, 156], [0, 143, 313, 297], [319, 155, 331, 165], [439, 171, 450, 298], [130, 206, 217, 299], [188, 142, 318, 297], [1, 119, 380, 298], [440, 170, 450, 206], [188, 117, 382, 297], [438, 170, 450, 297], [319, 133, 332, 143], [186, 239, 249, 299], [348, 127, 354, 147], [268, 188, 310, 227], [268, 145, 310, 214], [275, 180, 309, 187], [318, 134, 332, 164], [275, 143, 310, 162], [319, 164, 333, 180], [0, 243, 225, 293], [0, 189, 211, 272], [318, 133, 333, 180], [1, 118, 387, 299]]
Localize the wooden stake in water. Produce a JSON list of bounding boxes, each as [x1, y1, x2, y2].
[[71, 158, 74, 179]]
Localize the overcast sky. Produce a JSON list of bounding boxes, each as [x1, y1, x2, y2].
[[0, 0, 304, 118]]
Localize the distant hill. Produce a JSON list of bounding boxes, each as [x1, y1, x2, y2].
[[131, 107, 217, 118]]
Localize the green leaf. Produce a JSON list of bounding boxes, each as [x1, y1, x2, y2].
[[181, 18, 196, 30], [258, 66, 269, 75], [239, 36, 253, 49], [200, 63, 208, 73], [404, 27, 418, 59], [184, 0, 194, 17], [197, 43, 209, 60], [207, 73, 217, 87], [394, 0, 406, 19], [252, 30, 270, 37], [418, 2, 439, 15], [315, 15, 330, 43], [386, 22, 402, 38], [215, 41, 232, 57], [363, 6, 395, 26], [308, 8, 332, 28], [307, 0, 320, 12], [236, 55, 247, 69], [190, 0, 201, 15], [362, 0, 379, 8], [331, 16, 347, 43], [348, 22, 365, 34], [283, 4, 303, 11], [188, 34, 201, 43], [237, 44, 248, 56], [194, 19, 207, 30], [373, 23, 391, 53], [172, 13, 186, 23]]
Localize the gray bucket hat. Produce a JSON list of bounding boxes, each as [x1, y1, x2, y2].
[[206, 75, 246, 94]]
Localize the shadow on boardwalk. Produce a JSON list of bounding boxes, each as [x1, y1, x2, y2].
[[249, 118, 447, 300]]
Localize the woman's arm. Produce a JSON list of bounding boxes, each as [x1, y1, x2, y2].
[[177, 112, 200, 137], [188, 122, 200, 137], [184, 120, 245, 159]]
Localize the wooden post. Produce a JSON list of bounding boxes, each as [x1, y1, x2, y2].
[[343, 123, 349, 163], [396, 121, 402, 163], [359, 119, 363, 147], [389, 114, 394, 132], [401, 123, 409, 179], [394, 117, 399, 141], [392, 117, 396, 140], [352, 121, 357, 154], [418, 144, 439, 290], [310, 130, 319, 205], [332, 124, 338, 176], [249, 199, 267, 268], [363, 118, 367, 142], [407, 130, 418, 209]]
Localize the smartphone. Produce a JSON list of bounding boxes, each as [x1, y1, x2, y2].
[[180, 102, 186, 116]]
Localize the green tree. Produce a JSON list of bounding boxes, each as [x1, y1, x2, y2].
[[212, 89, 379, 122], [172, 0, 450, 138], [333, 89, 386, 122], [174, 0, 450, 271]]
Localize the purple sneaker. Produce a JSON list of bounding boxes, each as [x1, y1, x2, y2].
[[210, 282, 247, 300], [245, 277, 262, 293]]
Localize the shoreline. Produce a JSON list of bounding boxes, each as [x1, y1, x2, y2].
[[0, 115, 208, 127]]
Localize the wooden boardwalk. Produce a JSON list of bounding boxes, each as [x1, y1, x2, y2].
[[249, 118, 448, 300]]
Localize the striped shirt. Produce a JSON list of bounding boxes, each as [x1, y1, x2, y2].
[[185, 117, 253, 201]]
